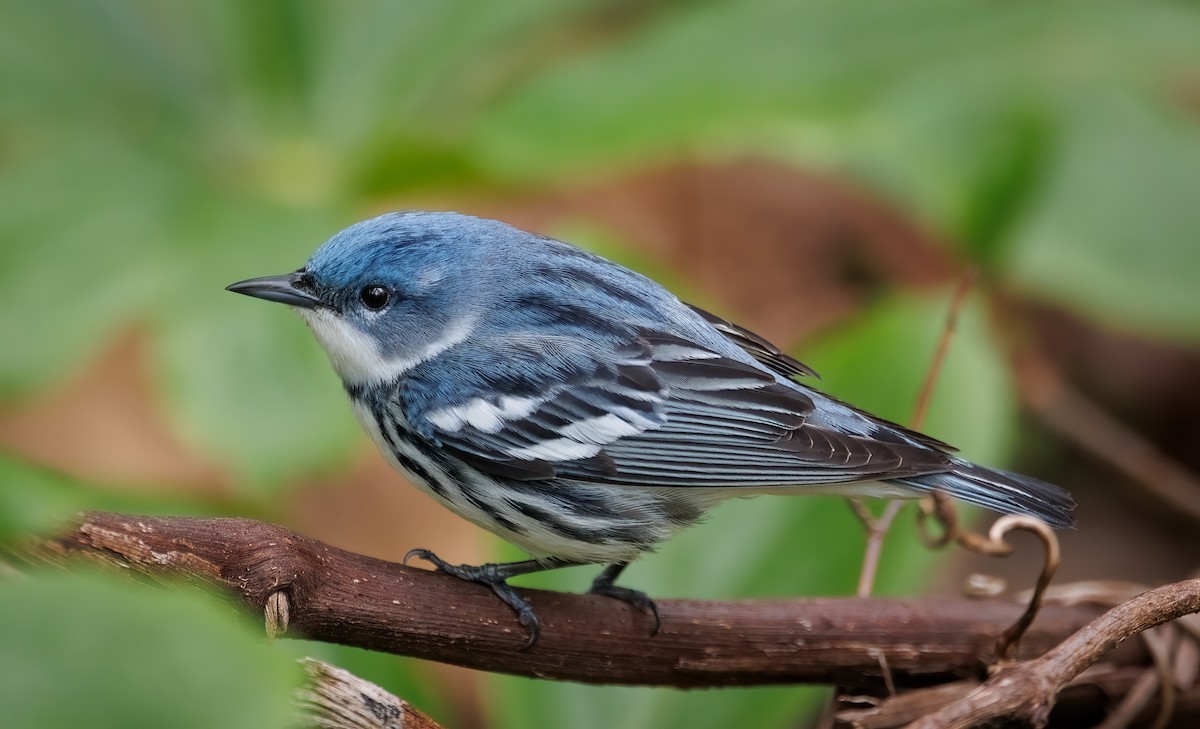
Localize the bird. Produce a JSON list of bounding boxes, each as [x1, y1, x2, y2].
[[227, 211, 1075, 647]]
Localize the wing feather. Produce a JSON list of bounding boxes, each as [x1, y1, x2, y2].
[[686, 303, 820, 379], [402, 325, 952, 488]]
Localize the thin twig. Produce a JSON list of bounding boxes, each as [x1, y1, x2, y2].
[[853, 500, 905, 598], [850, 271, 977, 597], [916, 508, 1062, 664], [910, 270, 977, 432], [986, 517, 1061, 662], [915, 491, 959, 550]]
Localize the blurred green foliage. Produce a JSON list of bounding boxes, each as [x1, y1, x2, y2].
[[2, 0, 1198, 727], [0, 572, 303, 729], [0, 453, 220, 542]]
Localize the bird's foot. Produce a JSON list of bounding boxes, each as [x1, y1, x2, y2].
[[403, 548, 545, 649], [589, 562, 661, 635]]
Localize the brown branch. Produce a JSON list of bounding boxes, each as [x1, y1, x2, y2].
[[904, 578, 1200, 729], [21, 511, 1109, 690], [909, 269, 977, 433], [299, 659, 444, 729], [837, 666, 1200, 729]]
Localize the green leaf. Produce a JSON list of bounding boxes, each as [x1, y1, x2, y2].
[[0, 455, 88, 542], [845, 76, 1054, 264], [0, 140, 174, 397], [150, 202, 360, 491], [1007, 94, 1200, 341], [0, 571, 303, 729], [802, 289, 1016, 466], [0, 452, 220, 544], [469, 0, 1114, 181], [154, 302, 361, 491], [493, 679, 824, 729]]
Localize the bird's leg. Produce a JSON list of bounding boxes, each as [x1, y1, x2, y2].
[[403, 549, 578, 649], [588, 562, 661, 634]]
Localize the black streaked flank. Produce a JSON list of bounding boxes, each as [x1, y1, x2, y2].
[[360, 391, 454, 498], [394, 451, 443, 496], [503, 498, 605, 544]]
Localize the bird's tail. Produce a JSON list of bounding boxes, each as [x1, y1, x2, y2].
[[894, 461, 1076, 528]]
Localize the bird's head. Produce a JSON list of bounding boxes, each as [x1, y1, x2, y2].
[[227, 212, 501, 386]]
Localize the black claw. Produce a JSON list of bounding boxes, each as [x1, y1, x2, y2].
[[589, 563, 661, 635], [482, 577, 542, 650], [403, 548, 436, 567], [401, 547, 551, 649], [512, 601, 542, 649], [591, 583, 662, 634]]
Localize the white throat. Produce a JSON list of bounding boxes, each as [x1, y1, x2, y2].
[[297, 308, 475, 385]]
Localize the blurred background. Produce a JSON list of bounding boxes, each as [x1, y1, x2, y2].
[[2, 1, 1199, 727]]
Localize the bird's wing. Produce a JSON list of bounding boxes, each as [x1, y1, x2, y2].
[[402, 329, 952, 487], [686, 303, 820, 379], [401, 334, 669, 481], [692, 304, 957, 454]]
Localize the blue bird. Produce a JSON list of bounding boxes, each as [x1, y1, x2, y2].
[[227, 211, 1074, 646]]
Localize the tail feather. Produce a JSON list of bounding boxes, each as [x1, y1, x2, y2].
[[895, 461, 1076, 529]]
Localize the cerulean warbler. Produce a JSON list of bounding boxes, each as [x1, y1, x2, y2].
[[228, 211, 1074, 646]]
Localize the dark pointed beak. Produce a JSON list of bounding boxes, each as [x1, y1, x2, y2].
[[225, 271, 322, 309]]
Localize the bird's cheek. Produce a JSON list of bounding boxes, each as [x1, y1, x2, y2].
[[297, 308, 393, 384]]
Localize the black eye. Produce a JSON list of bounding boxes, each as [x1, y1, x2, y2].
[[360, 285, 390, 310]]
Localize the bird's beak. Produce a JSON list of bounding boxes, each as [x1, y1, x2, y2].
[[225, 271, 322, 309]]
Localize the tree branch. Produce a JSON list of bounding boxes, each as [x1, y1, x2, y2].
[[904, 578, 1200, 729], [837, 667, 1200, 729], [299, 658, 444, 729], [20, 511, 1110, 690]]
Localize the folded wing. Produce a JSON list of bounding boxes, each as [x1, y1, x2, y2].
[[403, 327, 952, 487]]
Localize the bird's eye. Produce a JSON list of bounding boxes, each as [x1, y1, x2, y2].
[[360, 285, 390, 310]]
